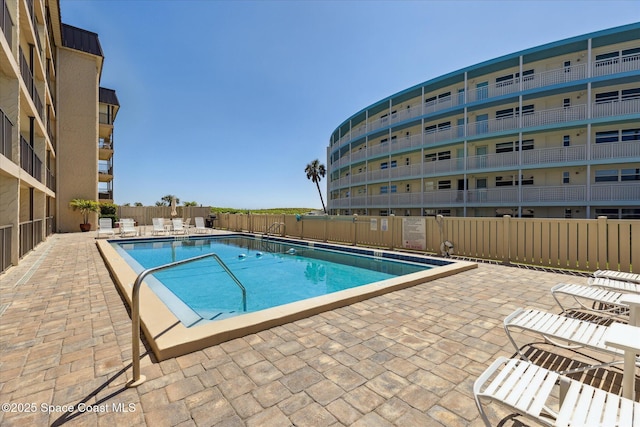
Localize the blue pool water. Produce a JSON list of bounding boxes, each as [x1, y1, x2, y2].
[[113, 236, 437, 326]]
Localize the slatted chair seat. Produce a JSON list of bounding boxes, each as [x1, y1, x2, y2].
[[588, 277, 640, 295], [474, 357, 640, 427], [594, 270, 640, 284], [504, 308, 635, 372], [552, 283, 630, 318]]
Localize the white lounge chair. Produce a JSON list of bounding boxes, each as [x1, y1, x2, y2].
[[194, 217, 208, 234], [504, 308, 638, 374], [97, 218, 115, 238], [172, 218, 188, 235], [152, 218, 166, 236], [551, 283, 631, 319], [120, 218, 138, 237], [474, 356, 640, 427], [594, 270, 640, 284], [588, 277, 640, 295]]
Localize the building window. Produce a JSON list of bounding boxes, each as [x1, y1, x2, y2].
[[595, 91, 618, 104], [564, 208, 572, 218], [425, 151, 451, 161], [622, 128, 640, 141], [406, 184, 411, 192], [521, 175, 534, 185], [563, 98, 571, 108], [438, 151, 451, 160], [564, 61, 571, 72], [595, 130, 619, 144], [381, 162, 388, 169], [496, 108, 514, 119], [380, 186, 388, 194], [380, 210, 388, 216], [438, 180, 451, 190], [563, 135, 571, 146], [622, 88, 640, 100], [621, 168, 640, 181], [390, 185, 397, 193], [563, 171, 570, 184], [495, 176, 513, 187], [424, 124, 436, 133], [390, 160, 397, 168], [405, 157, 410, 166], [595, 169, 618, 182], [380, 138, 388, 144], [496, 142, 515, 153], [621, 209, 640, 219]]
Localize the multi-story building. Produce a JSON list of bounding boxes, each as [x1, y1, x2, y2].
[[0, 0, 118, 272], [327, 23, 640, 219]]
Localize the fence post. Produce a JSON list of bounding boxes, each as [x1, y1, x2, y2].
[[323, 216, 328, 242], [352, 216, 357, 246], [502, 215, 511, 265], [597, 216, 608, 270], [389, 216, 394, 250]]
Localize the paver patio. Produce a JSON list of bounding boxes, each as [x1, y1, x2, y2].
[[0, 232, 636, 426]]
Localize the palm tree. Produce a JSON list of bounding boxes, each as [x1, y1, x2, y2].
[[159, 195, 179, 206], [305, 159, 327, 213]]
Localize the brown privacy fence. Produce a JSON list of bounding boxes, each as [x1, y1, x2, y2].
[[215, 213, 639, 273], [117, 206, 212, 226]]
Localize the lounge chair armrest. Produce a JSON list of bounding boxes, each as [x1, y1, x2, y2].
[[620, 294, 640, 326]]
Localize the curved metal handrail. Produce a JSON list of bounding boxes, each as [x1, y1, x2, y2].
[[129, 252, 246, 387]]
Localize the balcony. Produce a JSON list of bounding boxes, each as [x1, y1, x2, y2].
[[20, 136, 42, 182], [330, 182, 638, 209], [1, 0, 13, 48], [98, 191, 113, 201], [1, 108, 13, 161], [332, 54, 640, 148], [19, 47, 44, 122]]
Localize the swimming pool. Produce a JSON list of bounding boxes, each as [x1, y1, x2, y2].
[[97, 233, 477, 360], [113, 235, 438, 326]]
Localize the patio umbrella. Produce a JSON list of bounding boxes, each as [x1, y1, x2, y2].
[[171, 197, 177, 218]]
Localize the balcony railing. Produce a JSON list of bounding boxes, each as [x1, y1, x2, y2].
[[330, 182, 640, 209], [333, 55, 640, 148], [20, 136, 42, 182], [99, 191, 113, 200], [591, 183, 640, 202], [19, 219, 43, 258], [46, 168, 55, 190], [99, 113, 112, 125], [592, 141, 640, 160], [19, 47, 44, 121], [0, 224, 12, 273], [99, 139, 113, 149], [1, 108, 13, 160], [1, 0, 13, 48]]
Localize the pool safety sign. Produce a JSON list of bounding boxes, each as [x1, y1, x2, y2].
[[402, 218, 426, 250]]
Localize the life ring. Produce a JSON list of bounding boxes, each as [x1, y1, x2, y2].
[[440, 241, 454, 257]]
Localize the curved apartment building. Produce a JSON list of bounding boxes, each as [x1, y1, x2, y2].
[[327, 23, 640, 219]]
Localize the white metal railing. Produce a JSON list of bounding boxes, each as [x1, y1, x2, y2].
[[521, 185, 586, 202], [591, 183, 640, 201], [592, 53, 640, 77], [521, 145, 587, 165], [333, 55, 640, 148], [592, 141, 640, 160], [466, 151, 518, 170], [592, 98, 640, 118]]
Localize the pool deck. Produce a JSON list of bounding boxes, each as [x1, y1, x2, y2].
[[0, 231, 636, 426]]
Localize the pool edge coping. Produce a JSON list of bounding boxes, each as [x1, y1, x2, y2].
[[96, 234, 477, 361]]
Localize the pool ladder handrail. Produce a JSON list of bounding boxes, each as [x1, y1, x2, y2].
[[265, 222, 285, 236], [128, 252, 246, 387]]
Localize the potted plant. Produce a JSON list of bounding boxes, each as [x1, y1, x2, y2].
[[69, 198, 100, 232]]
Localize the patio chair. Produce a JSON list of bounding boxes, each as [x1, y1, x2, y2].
[[593, 270, 640, 284], [474, 356, 640, 427], [504, 307, 639, 374], [120, 218, 138, 237], [152, 218, 166, 236], [588, 277, 640, 295], [551, 283, 633, 320], [172, 218, 188, 235], [194, 217, 208, 234], [97, 218, 115, 238]]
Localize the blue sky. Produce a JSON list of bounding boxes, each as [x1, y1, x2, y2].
[[59, 0, 639, 209]]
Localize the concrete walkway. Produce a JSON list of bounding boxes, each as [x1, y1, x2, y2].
[[0, 232, 633, 426]]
